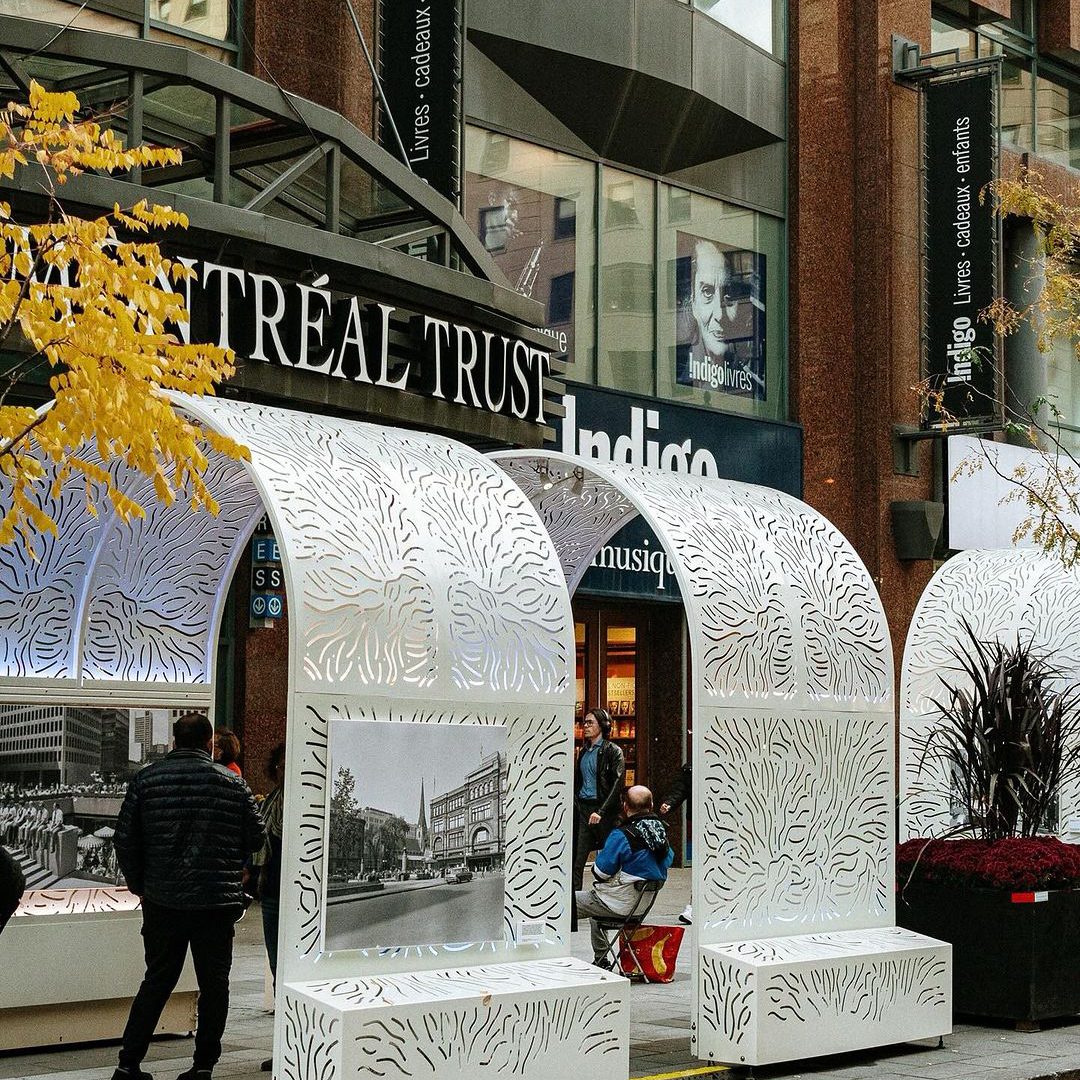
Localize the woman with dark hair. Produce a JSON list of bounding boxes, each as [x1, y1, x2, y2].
[[571, 707, 625, 894], [213, 729, 242, 777], [253, 743, 285, 1073]]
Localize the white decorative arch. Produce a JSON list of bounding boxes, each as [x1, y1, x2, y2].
[[493, 452, 951, 1069], [1, 398, 627, 1080], [900, 549, 1080, 843]]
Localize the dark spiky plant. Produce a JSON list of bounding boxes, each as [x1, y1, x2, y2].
[[919, 621, 1080, 842]]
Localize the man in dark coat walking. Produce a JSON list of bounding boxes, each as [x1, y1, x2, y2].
[[112, 712, 266, 1080]]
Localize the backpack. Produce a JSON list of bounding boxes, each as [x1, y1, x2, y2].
[[0, 843, 26, 921]]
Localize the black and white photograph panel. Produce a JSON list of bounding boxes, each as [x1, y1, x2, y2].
[[324, 719, 509, 952], [0, 705, 182, 892]]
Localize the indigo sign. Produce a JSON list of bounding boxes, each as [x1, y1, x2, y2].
[[923, 71, 999, 428]]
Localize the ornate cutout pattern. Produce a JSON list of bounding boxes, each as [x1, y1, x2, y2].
[[763, 954, 948, 1024], [0, 474, 104, 679], [489, 457, 637, 593], [352, 995, 622, 1077], [901, 550, 1080, 840], [82, 454, 261, 683], [14, 886, 138, 916], [189, 400, 571, 698], [700, 953, 752, 1048], [701, 712, 891, 937], [281, 995, 340, 1080]]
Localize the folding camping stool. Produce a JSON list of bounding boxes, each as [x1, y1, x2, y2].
[[593, 879, 664, 980]]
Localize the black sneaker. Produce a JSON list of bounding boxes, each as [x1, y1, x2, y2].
[[260, 1061, 273, 1072], [592, 957, 613, 970], [112, 1070, 153, 1080]]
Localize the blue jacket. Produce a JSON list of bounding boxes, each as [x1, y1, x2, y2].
[[593, 813, 674, 884]]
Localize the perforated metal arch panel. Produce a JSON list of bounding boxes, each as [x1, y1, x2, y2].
[[494, 452, 949, 1068], [0, 438, 262, 701], [900, 549, 1080, 842]]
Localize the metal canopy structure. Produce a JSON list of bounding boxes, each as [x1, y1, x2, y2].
[[493, 452, 952, 1068], [0, 17, 562, 448], [1, 411, 953, 1073], [0, 15, 504, 278], [900, 549, 1080, 844], [1, 397, 629, 1079]]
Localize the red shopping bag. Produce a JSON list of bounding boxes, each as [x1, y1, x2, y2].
[[617, 924, 685, 982]]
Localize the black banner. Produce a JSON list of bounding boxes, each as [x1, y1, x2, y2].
[[923, 71, 999, 428], [379, 0, 460, 203]]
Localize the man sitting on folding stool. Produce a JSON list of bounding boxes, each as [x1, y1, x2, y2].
[[576, 784, 673, 968]]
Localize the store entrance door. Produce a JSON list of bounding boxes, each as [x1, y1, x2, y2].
[[573, 598, 689, 863]]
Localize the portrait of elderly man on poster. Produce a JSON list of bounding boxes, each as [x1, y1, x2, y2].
[[675, 233, 767, 401]]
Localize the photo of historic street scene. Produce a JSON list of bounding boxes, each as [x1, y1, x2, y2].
[[324, 720, 508, 952], [0, 705, 178, 890]]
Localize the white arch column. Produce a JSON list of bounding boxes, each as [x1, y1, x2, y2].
[[494, 452, 952, 1069], [1, 399, 627, 1078], [900, 549, 1080, 843]]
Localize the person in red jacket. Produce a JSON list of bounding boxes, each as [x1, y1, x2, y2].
[[213, 728, 243, 777]]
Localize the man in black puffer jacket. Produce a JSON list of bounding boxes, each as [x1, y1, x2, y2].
[[112, 712, 266, 1080]]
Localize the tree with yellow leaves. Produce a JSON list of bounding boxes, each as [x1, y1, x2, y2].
[[0, 80, 246, 547]]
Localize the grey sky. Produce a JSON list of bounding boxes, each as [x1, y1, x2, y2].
[[329, 720, 507, 822]]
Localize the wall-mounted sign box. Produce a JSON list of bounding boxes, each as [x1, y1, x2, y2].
[[250, 531, 284, 626]]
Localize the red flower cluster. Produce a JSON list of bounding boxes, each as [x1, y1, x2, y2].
[[897, 837, 1080, 891]]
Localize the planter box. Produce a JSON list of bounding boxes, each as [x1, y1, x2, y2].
[[897, 881, 1080, 1022]]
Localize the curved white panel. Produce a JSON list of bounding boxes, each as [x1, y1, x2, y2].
[[900, 549, 1080, 841], [183, 400, 572, 702], [494, 450, 944, 1068]]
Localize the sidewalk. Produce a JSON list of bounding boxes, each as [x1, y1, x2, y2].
[[2, 869, 1079, 1080]]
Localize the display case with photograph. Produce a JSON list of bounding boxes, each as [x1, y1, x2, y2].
[[323, 719, 509, 953], [0, 705, 197, 893]]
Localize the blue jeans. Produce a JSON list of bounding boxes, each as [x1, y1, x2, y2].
[[261, 895, 280, 989]]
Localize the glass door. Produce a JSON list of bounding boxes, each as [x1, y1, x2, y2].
[[602, 622, 639, 786]]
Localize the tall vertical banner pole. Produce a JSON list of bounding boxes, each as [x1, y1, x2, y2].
[[922, 69, 1001, 430], [379, 0, 463, 206]]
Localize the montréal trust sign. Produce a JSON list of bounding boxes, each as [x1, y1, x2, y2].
[[39, 252, 551, 427]]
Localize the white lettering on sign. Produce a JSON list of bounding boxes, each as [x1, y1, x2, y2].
[[560, 394, 719, 477], [153, 260, 551, 425], [591, 536, 677, 592], [946, 315, 976, 384], [946, 115, 976, 386], [410, 4, 432, 162]]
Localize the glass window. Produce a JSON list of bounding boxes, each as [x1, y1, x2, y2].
[[479, 205, 509, 253], [931, 18, 976, 62], [151, 0, 231, 41], [598, 167, 655, 396], [1036, 69, 1080, 170], [554, 197, 576, 240], [993, 47, 1035, 152], [1044, 331, 1080, 452], [658, 186, 785, 420], [550, 272, 574, 323], [693, 0, 776, 54], [465, 127, 596, 380]]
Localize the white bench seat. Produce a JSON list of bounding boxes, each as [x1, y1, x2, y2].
[[281, 957, 627, 1080], [697, 927, 951, 1067]]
